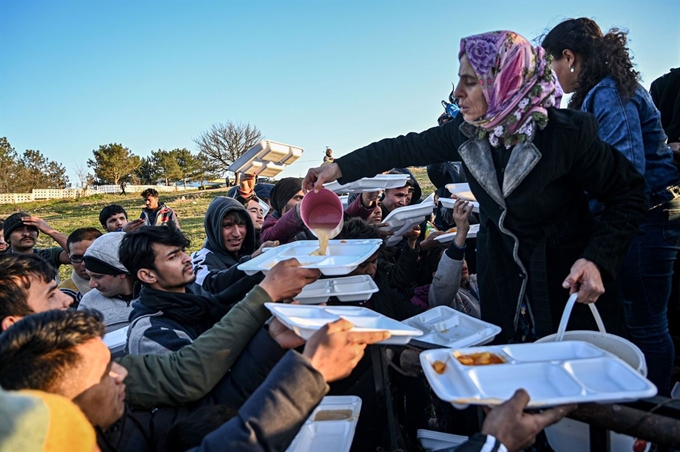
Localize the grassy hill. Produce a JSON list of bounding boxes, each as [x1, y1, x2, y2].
[[0, 167, 434, 281]]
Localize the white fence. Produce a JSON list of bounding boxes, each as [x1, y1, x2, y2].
[[0, 185, 197, 205]]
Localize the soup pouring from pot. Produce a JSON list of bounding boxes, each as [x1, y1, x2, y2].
[[300, 188, 344, 255]]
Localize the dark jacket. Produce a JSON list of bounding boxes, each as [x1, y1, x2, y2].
[[650, 67, 680, 143], [334, 109, 648, 341], [192, 197, 263, 295], [100, 325, 328, 452], [126, 286, 229, 355]]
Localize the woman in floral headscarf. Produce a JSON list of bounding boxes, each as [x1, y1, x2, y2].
[[303, 30, 648, 342]]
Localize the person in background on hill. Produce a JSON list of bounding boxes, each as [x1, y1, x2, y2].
[[140, 188, 180, 229], [3, 212, 71, 274], [323, 147, 334, 164], [543, 18, 680, 396], [79, 232, 136, 332], [0, 219, 9, 254], [100, 204, 144, 233], [59, 227, 102, 308]]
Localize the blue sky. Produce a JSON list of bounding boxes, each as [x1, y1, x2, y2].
[[2, 0, 679, 185]]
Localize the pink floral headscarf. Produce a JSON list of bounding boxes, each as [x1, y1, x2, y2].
[[459, 31, 561, 148]]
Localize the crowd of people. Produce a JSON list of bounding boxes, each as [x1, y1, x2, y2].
[[1, 17, 680, 452]]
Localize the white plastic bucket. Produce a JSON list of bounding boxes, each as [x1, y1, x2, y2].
[[536, 294, 649, 452]]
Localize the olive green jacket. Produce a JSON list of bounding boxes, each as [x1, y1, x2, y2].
[[116, 286, 272, 409]]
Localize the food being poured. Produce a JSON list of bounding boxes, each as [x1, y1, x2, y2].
[[300, 188, 345, 256]]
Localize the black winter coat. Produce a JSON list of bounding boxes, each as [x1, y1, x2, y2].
[[334, 109, 647, 341]]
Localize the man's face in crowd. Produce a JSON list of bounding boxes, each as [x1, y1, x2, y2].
[[367, 203, 383, 224], [0, 230, 8, 252], [144, 196, 160, 210], [147, 243, 196, 291], [68, 240, 96, 280], [282, 191, 304, 215], [246, 200, 264, 230], [382, 186, 410, 212], [26, 275, 72, 313], [87, 272, 129, 298], [222, 213, 247, 253], [70, 338, 128, 431], [104, 213, 128, 232], [350, 252, 379, 279], [8, 224, 38, 252]]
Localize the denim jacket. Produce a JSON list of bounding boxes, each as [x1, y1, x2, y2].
[[582, 77, 680, 206]]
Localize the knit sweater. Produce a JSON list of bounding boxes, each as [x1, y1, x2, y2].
[[78, 290, 134, 332]]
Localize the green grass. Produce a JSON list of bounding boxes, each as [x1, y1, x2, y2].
[[0, 167, 434, 281]]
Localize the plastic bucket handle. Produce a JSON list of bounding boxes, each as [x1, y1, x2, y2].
[[555, 293, 606, 342]]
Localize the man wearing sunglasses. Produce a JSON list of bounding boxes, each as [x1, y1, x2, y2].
[[59, 228, 103, 308]]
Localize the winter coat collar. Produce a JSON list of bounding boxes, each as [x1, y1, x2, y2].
[[458, 121, 542, 207]]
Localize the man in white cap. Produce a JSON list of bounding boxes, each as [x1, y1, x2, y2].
[[78, 232, 135, 332]]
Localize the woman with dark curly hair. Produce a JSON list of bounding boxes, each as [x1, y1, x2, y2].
[[543, 18, 680, 396]]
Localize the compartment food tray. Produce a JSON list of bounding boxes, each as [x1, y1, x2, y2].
[[228, 140, 304, 176], [439, 195, 480, 213], [265, 303, 424, 345], [237, 239, 382, 276], [433, 224, 480, 243], [403, 306, 500, 349], [324, 174, 410, 193], [295, 275, 379, 304], [417, 429, 468, 451], [286, 396, 362, 452], [420, 341, 657, 408]]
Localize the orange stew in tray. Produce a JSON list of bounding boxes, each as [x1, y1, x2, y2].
[[455, 352, 505, 366]]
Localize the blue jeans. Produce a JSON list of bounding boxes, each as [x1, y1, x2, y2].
[[621, 197, 680, 396]]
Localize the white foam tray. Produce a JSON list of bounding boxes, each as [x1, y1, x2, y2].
[[228, 140, 304, 177], [421, 341, 657, 409], [417, 429, 468, 451], [403, 306, 500, 349], [287, 396, 362, 452], [103, 326, 128, 350], [439, 194, 480, 213], [433, 224, 480, 243], [380, 200, 435, 246], [237, 239, 382, 276], [324, 174, 410, 193], [295, 275, 379, 304], [265, 303, 424, 345]]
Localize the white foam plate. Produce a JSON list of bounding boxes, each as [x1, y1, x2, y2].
[[439, 195, 480, 213], [403, 306, 500, 349], [228, 140, 304, 176], [295, 275, 379, 304], [324, 174, 410, 193], [103, 326, 128, 350], [380, 200, 435, 246], [265, 303, 424, 345], [286, 396, 362, 452], [421, 342, 657, 409], [417, 429, 468, 451], [237, 239, 382, 276], [433, 224, 480, 243]]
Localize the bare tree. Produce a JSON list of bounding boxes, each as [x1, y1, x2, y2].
[[74, 164, 94, 190], [193, 121, 262, 180]]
